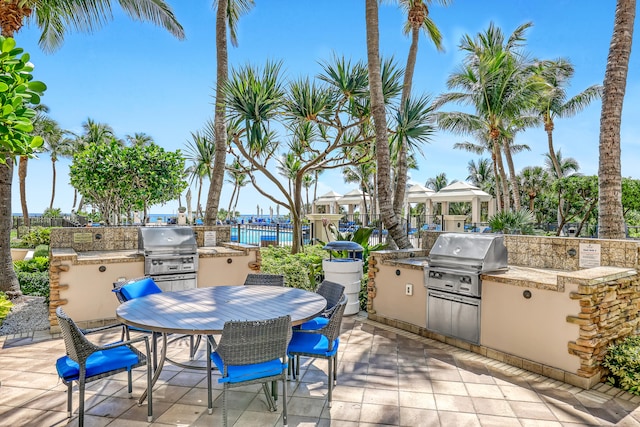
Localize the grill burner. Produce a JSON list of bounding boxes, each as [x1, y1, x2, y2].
[[425, 233, 508, 344], [138, 227, 199, 291]]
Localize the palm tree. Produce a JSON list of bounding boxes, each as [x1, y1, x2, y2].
[[437, 22, 540, 212], [392, 0, 450, 218], [519, 166, 550, 212], [126, 132, 154, 147], [205, 0, 255, 226], [544, 149, 580, 179], [225, 159, 247, 218], [366, 0, 412, 249], [185, 131, 215, 220], [37, 117, 73, 209], [466, 158, 494, 195], [302, 173, 314, 214], [533, 59, 602, 179], [425, 172, 448, 191], [0, 0, 183, 299], [598, 0, 635, 239], [0, 1, 183, 52]]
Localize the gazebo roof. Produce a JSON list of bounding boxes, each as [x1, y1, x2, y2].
[[314, 190, 343, 204], [338, 189, 369, 205], [406, 183, 435, 203], [429, 181, 493, 202]]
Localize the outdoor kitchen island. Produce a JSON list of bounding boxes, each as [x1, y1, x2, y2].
[[368, 233, 640, 390], [48, 226, 261, 332]]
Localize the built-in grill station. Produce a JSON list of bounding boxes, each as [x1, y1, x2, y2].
[[138, 227, 199, 291], [425, 233, 508, 344]]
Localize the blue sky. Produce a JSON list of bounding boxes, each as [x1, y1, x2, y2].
[[10, 1, 640, 216]]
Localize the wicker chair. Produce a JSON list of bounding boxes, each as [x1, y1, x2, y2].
[[55, 307, 153, 427], [210, 315, 292, 427], [287, 294, 347, 407], [113, 276, 201, 361], [297, 280, 345, 330], [243, 273, 285, 287]]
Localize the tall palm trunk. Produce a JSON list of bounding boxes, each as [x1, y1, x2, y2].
[[366, 0, 412, 249], [0, 161, 21, 297], [18, 156, 29, 226], [546, 119, 564, 224], [227, 184, 237, 218], [392, 20, 420, 219], [598, 0, 634, 239], [49, 159, 57, 209], [503, 138, 521, 211], [205, 0, 229, 226], [490, 144, 503, 212]]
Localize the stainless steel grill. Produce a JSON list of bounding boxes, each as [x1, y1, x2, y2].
[[425, 233, 508, 344], [138, 227, 199, 291]]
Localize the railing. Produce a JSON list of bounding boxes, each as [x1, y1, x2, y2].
[[230, 222, 314, 248]]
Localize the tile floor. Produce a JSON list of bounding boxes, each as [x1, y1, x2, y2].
[[1, 313, 640, 426]]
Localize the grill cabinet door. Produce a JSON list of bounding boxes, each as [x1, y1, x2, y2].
[[451, 296, 480, 344], [427, 291, 453, 337]]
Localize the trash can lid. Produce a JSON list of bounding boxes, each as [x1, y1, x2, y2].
[[323, 241, 364, 252]]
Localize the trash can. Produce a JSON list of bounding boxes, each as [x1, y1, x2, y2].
[[323, 241, 364, 316]]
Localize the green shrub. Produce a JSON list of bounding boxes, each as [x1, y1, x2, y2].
[[488, 209, 535, 234], [33, 245, 49, 258], [14, 257, 49, 273], [260, 245, 326, 291], [603, 336, 640, 395], [17, 271, 50, 301], [42, 207, 62, 218], [19, 227, 51, 248], [0, 292, 13, 326]]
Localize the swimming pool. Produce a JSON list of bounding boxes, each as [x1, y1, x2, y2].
[[230, 226, 310, 246]]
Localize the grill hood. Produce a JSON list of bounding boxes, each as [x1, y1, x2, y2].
[[428, 233, 508, 272], [138, 227, 197, 255]]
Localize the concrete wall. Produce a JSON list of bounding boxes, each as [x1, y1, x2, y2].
[[369, 256, 427, 328], [481, 279, 581, 373]]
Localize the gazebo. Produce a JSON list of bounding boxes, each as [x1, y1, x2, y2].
[[429, 181, 495, 224], [405, 183, 435, 215], [338, 189, 370, 215], [313, 190, 342, 214]]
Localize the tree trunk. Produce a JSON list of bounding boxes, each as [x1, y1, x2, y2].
[[18, 156, 29, 227], [49, 160, 57, 210], [0, 160, 22, 298], [204, 0, 229, 226], [291, 175, 304, 254], [494, 146, 510, 211], [547, 125, 564, 225], [598, 0, 634, 239], [392, 24, 419, 220], [503, 138, 521, 211], [366, 0, 412, 249], [490, 147, 503, 213]]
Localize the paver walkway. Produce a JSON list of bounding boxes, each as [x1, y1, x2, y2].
[[1, 313, 640, 426]]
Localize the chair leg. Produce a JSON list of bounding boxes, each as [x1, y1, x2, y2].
[[127, 369, 133, 397], [295, 355, 300, 380], [327, 356, 333, 408], [78, 374, 86, 427], [261, 383, 277, 411], [66, 382, 72, 418], [282, 377, 288, 427], [223, 384, 229, 427], [271, 380, 277, 401], [333, 355, 338, 385], [207, 337, 213, 415]]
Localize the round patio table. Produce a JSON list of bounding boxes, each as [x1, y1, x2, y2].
[[116, 285, 327, 411]]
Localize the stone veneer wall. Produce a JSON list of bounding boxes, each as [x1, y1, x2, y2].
[[49, 225, 232, 251], [567, 274, 640, 381]]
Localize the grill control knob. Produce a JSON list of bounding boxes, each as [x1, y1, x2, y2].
[[152, 260, 157, 265], [158, 260, 163, 265]]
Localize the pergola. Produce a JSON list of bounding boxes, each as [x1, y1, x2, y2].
[[429, 181, 495, 224], [313, 190, 342, 214]]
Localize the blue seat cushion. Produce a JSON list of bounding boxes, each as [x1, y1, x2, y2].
[[211, 352, 287, 384], [120, 277, 162, 301], [56, 345, 141, 382], [287, 333, 339, 357], [298, 316, 329, 331]]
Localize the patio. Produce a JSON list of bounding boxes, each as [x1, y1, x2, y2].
[[1, 313, 639, 427]]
